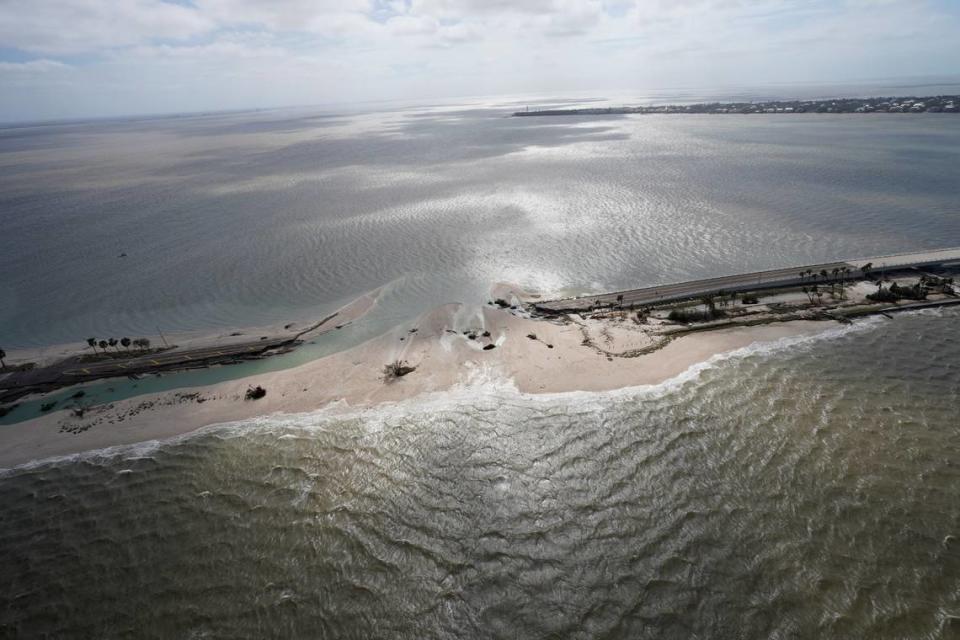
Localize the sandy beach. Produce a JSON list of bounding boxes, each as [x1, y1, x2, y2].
[[0, 303, 835, 469]]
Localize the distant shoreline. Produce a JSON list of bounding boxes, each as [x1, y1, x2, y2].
[[514, 94, 960, 116]]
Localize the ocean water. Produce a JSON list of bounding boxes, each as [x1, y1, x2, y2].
[[2, 100, 960, 351], [2, 98, 960, 637], [2, 309, 959, 638]]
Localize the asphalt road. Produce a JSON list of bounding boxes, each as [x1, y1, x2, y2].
[[534, 261, 855, 314], [59, 338, 291, 377]]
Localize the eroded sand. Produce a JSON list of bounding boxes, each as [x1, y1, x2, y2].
[[0, 304, 836, 469]]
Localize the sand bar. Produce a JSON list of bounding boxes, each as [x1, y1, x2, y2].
[[0, 303, 836, 469]]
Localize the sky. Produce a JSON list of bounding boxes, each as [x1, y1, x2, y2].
[[1, 0, 959, 122]]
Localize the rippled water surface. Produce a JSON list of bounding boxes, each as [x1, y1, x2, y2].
[[2, 310, 959, 638], [2, 102, 960, 348], [2, 99, 960, 638]]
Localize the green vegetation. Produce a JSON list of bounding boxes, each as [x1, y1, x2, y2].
[[866, 280, 928, 303], [667, 294, 729, 323], [803, 285, 824, 305], [667, 308, 714, 323], [78, 337, 156, 362], [668, 307, 724, 324], [866, 287, 899, 303]]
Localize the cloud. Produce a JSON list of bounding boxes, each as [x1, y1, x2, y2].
[[387, 15, 439, 37], [0, 59, 70, 73], [193, 0, 372, 33], [407, 0, 606, 38], [0, 0, 214, 54], [1, 0, 960, 122]]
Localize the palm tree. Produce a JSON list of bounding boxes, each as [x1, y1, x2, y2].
[[108, 338, 119, 352], [798, 271, 805, 282], [121, 337, 131, 351], [87, 337, 98, 354], [0, 348, 6, 370], [98, 339, 108, 352]]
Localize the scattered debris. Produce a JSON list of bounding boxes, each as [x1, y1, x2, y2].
[[483, 344, 496, 351], [245, 385, 267, 400], [527, 333, 538, 340], [40, 401, 57, 412], [383, 360, 416, 381], [482, 330, 491, 337]]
